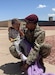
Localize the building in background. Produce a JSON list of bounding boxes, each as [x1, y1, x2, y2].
[[0, 18, 55, 28], [49, 16, 53, 21]]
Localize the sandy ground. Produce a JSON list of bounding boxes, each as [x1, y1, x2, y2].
[[0, 27, 55, 75]]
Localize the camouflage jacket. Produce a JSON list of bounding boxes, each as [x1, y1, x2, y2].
[[24, 25, 45, 45], [24, 25, 45, 65]]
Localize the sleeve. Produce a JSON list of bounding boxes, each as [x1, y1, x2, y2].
[[26, 48, 40, 65], [36, 30, 45, 45], [39, 43, 52, 58], [26, 30, 45, 65], [8, 28, 12, 39]]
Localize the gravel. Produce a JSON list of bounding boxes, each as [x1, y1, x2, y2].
[[44, 35, 55, 65]]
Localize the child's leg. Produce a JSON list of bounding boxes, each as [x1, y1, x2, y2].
[[9, 45, 19, 59], [14, 40, 27, 61], [14, 40, 21, 55]]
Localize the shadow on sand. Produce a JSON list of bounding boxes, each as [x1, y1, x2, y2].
[[0, 62, 23, 75]]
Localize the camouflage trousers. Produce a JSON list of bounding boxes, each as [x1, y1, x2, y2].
[[9, 39, 31, 58], [9, 45, 19, 59], [9, 39, 51, 63]]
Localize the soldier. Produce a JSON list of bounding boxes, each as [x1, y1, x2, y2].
[[19, 14, 51, 73]]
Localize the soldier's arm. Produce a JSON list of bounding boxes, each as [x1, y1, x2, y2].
[[26, 30, 45, 65], [36, 30, 45, 45]]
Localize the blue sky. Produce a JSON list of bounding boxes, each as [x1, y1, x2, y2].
[[0, 0, 55, 21]]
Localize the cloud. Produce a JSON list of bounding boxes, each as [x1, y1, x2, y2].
[[48, 14, 55, 16], [37, 4, 46, 8], [52, 8, 55, 12]]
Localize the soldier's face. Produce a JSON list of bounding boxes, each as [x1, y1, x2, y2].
[[26, 22, 36, 30]]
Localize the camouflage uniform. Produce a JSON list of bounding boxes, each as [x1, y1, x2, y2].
[[9, 44, 18, 59], [20, 25, 45, 64], [20, 24, 51, 66]]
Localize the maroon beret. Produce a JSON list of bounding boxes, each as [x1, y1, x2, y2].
[[25, 14, 38, 24]]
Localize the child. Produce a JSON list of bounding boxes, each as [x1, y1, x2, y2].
[[19, 14, 51, 73], [8, 18, 27, 61]]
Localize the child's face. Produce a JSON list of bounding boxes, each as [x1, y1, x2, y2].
[[13, 23, 20, 30], [26, 22, 36, 30]]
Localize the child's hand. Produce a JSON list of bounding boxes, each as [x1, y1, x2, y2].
[[10, 38, 17, 42], [13, 38, 17, 41], [10, 38, 14, 42]]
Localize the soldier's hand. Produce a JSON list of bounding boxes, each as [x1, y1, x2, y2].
[[21, 63, 29, 72], [40, 44, 52, 58]]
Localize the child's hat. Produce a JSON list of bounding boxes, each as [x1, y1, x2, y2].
[[25, 14, 38, 23]]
